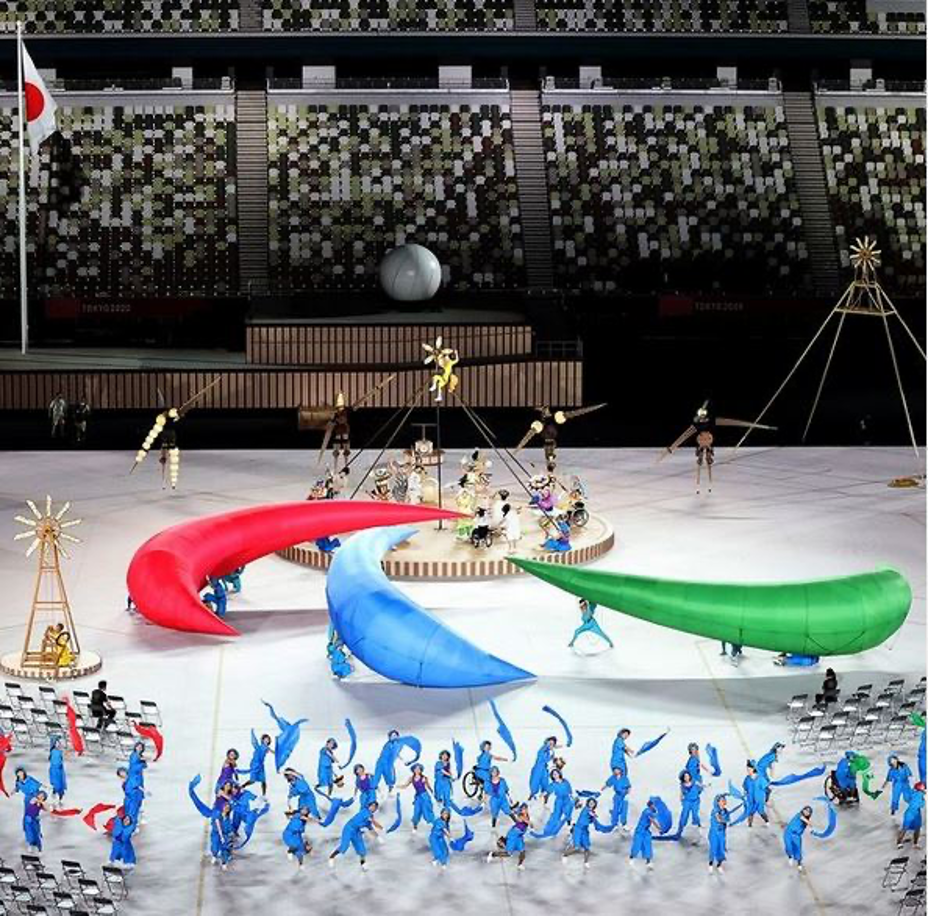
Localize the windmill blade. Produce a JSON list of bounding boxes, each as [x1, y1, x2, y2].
[[14, 516, 37, 527], [60, 532, 81, 544], [177, 375, 222, 417], [317, 420, 336, 465], [514, 425, 540, 454], [716, 417, 778, 432], [25, 538, 41, 558], [13, 530, 35, 541], [561, 402, 608, 422], [657, 425, 697, 463], [350, 373, 398, 410], [45, 495, 52, 516], [58, 544, 71, 560], [26, 499, 41, 520], [60, 518, 82, 529], [54, 501, 71, 521]]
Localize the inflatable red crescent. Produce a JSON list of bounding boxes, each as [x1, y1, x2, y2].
[[126, 501, 459, 636]]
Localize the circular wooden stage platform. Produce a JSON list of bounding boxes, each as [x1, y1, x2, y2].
[[0, 650, 103, 680], [278, 514, 614, 580]]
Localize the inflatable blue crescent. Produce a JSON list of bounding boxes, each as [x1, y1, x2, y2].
[[326, 526, 535, 688]]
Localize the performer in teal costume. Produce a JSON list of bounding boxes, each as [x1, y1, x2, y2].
[[48, 736, 67, 807], [434, 751, 454, 807], [707, 795, 730, 872], [569, 599, 614, 649], [328, 801, 383, 871], [884, 755, 913, 815], [783, 806, 813, 871], [604, 764, 631, 829]]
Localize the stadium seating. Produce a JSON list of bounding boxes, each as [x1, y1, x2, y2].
[[809, 1, 926, 35], [0, 100, 238, 297], [542, 97, 808, 293], [0, 0, 238, 33], [817, 101, 926, 293], [268, 100, 524, 290], [261, 0, 514, 32], [535, 0, 788, 33]]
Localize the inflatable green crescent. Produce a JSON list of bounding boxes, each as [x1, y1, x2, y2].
[[508, 559, 911, 656]]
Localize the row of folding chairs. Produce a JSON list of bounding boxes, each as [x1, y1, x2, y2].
[[5, 682, 161, 728], [0, 854, 126, 915], [793, 705, 919, 753], [884, 855, 927, 914], [787, 676, 924, 724]]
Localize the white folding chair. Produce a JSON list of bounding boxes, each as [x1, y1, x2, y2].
[[883, 855, 909, 889], [139, 700, 161, 727]]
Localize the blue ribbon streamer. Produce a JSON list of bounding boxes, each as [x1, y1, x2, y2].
[[489, 699, 518, 761], [542, 705, 573, 748]]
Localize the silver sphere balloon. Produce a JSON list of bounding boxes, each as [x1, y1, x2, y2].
[[379, 244, 442, 302]]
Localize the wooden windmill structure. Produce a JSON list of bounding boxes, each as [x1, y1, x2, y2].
[[2, 496, 101, 679]]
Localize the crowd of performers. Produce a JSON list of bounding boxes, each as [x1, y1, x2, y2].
[[7, 730, 162, 870], [188, 699, 927, 876]]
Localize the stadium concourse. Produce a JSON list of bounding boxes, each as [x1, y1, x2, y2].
[[0, 3, 924, 916]]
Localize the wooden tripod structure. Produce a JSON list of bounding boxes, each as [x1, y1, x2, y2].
[[21, 536, 81, 672], [733, 237, 926, 460]]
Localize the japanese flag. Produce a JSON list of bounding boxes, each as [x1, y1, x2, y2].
[[21, 42, 57, 149]]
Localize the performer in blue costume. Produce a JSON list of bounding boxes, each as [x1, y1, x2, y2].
[[434, 751, 454, 807], [680, 743, 711, 824], [202, 577, 228, 618], [215, 749, 240, 793], [561, 797, 609, 867], [707, 795, 730, 872], [15, 767, 44, 837], [117, 766, 145, 822], [373, 731, 403, 793], [284, 769, 321, 819], [897, 782, 924, 849], [241, 733, 272, 797], [485, 767, 514, 828], [475, 740, 508, 795], [354, 764, 377, 808], [883, 755, 913, 816], [834, 750, 860, 800], [316, 738, 340, 797], [221, 566, 244, 593], [48, 736, 67, 808], [603, 764, 631, 830], [629, 800, 659, 868], [210, 801, 235, 870], [743, 760, 770, 827], [328, 800, 383, 871], [429, 808, 453, 868], [611, 728, 637, 769], [283, 808, 314, 867], [549, 768, 575, 828], [128, 741, 148, 791], [327, 633, 353, 680], [783, 806, 813, 871], [110, 814, 137, 867], [488, 804, 532, 869], [529, 736, 560, 800], [569, 599, 614, 649], [756, 743, 784, 780], [677, 770, 704, 834], [23, 791, 47, 852], [398, 763, 435, 830], [542, 515, 572, 552]]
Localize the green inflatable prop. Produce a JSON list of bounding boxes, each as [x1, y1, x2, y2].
[[508, 559, 911, 657]]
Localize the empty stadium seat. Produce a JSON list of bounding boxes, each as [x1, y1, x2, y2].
[[817, 101, 926, 293], [268, 100, 525, 290], [0, 0, 239, 33], [535, 0, 788, 32], [809, 1, 925, 35], [0, 99, 238, 298], [261, 0, 514, 32], [542, 97, 809, 293]]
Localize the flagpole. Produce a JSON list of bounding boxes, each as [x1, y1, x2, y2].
[[16, 21, 28, 355]]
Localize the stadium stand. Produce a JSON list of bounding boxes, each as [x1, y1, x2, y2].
[[817, 96, 926, 293], [267, 95, 525, 291], [0, 0, 239, 33], [534, 0, 789, 33], [261, 0, 515, 32], [809, 1, 926, 35], [0, 93, 238, 297], [541, 91, 809, 293]]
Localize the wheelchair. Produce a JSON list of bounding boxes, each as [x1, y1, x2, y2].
[[824, 770, 860, 805], [462, 768, 487, 800]]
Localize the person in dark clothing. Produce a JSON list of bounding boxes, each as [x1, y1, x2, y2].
[[91, 680, 116, 730], [816, 668, 839, 708]]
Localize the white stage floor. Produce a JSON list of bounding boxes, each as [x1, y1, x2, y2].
[[0, 447, 924, 916]]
